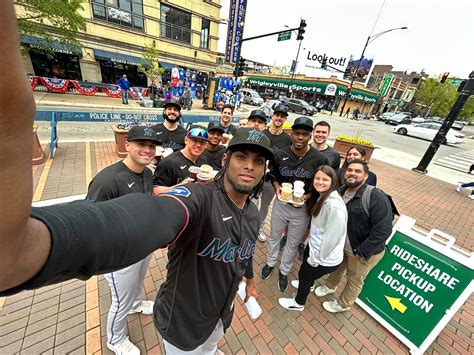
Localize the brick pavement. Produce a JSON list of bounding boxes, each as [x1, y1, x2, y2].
[[1, 141, 473, 354]]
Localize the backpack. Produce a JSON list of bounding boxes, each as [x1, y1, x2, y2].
[[361, 185, 399, 221]]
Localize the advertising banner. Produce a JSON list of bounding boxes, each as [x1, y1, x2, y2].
[[225, 0, 247, 64], [380, 74, 394, 96], [343, 55, 374, 83], [357, 216, 473, 354]]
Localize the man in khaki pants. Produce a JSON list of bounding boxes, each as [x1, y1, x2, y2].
[[315, 159, 393, 313]]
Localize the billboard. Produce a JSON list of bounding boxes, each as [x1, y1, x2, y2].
[[225, 0, 247, 65], [343, 55, 374, 84]]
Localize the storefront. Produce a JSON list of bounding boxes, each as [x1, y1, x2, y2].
[[22, 36, 83, 80], [93, 49, 147, 87], [246, 75, 379, 114]]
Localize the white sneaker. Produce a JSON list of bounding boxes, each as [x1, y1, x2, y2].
[[456, 184, 463, 192], [279, 297, 305, 312], [107, 337, 140, 355], [290, 280, 315, 292], [128, 300, 154, 315], [314, 284, 336, 297], [323, 300, 350, 313], [257, 228, 267, 242]]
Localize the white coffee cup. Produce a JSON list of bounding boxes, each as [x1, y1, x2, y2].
[[293, 180, 305, 189]]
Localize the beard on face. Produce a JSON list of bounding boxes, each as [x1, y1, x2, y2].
[[344, 177, 363, 188], [231, 181, 255, 195], [163, 112, 180, 123]]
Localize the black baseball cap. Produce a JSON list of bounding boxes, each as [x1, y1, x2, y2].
[[207, 121, 225, 133], [127, 126, 162, 145], [292, 116, 314, 131], [273, 105, 289, 116], [227, 127, 273, 160], [164, 99, 181, 111], [248, 109, 267, 123]]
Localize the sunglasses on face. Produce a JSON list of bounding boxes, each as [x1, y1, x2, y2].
[[187, 128, 209, 141]]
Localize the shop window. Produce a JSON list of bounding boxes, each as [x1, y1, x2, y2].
[[200, 19, 210, 49], [29, 49, 82, 81], [92, 0, 144, 31], [98, 60, 147, 87], [160, 5, 192, 44]]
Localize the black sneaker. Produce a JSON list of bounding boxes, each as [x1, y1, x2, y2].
[[278, 272, 288, 292], [279, 236, 287, 251], [298, 243, 305, 261], [261, 264, 274, 280]]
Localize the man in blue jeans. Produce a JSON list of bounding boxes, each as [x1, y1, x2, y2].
[[117, 74, 131, 104]]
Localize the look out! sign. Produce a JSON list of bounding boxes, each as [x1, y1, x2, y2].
[[357, 216, 473, 354]]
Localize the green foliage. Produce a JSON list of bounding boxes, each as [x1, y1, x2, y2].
[[16, 0, 86, 54], [415, 78, 457, 117], [459, 97, 474, 123], [335, 136, 374, 147], [138, 40, 165, 85]]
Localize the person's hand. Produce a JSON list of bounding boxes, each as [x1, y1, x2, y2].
[[274, 184, 281, 196], [245, 278, 258, 302], [303, 193, 311, 201], [179, 177, 195, 185]]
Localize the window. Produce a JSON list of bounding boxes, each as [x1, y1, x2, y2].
[[200, 19, 210, 49], [161, 5, 192, 44], [92, 0, 144, 31]]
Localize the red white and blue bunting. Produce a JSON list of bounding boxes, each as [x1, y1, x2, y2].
[[71, 81, 100, 96], [103, 85, 123, 98], [129, 87, 148, 99], [39, 77, 70, 93], [28, 75, 39, 90]]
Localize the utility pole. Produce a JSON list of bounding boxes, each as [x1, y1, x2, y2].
[[288, 19, 306, 97], [413, 71, 474, 174]]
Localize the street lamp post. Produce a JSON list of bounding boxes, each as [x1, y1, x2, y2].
[[339, 26, 407, 117]]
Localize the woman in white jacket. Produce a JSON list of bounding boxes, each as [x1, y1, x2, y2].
[[279, 165, 347, 311]]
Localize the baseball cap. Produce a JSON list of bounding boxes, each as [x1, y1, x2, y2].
[[127, 126, 162, 145], [227, 128, 273, 160], [207, 121, 225, 133], [292, 116, 314, 131], [187, 127, 209, 141], [164, 99, 181, 111], [273, 105, 289, 116], [248, 109, 267, 123]]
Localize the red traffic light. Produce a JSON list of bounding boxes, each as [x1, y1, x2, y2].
[[440, 72, 449, 84]]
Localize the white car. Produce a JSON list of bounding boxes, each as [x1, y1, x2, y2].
[[394, 122, 465, 145]]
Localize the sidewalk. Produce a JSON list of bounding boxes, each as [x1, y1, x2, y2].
[[1, 141, 472, 354]]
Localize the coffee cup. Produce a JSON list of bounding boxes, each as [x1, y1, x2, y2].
[[280, 186, 293, 202], [293, 180, 305, 190], [293, 188, 305, 204], [188, 166, 201, 180], [197, 172, 212, 184], [281, 182, 292, 189]]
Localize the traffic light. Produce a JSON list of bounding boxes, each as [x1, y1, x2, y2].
[[344, 66, 352, 78], [321, 57, 328, 70], [234, 57, 246, 77], [440, 72, 449, 84], [297, 19, 306, 41]]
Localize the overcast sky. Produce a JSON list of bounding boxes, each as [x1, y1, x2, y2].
[[218, 0, 474, 79]]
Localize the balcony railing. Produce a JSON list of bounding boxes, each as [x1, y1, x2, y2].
[[160, 22, 192, 44], [92, 3, 144, 31]]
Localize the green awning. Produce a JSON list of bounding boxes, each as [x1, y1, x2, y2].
[[21, 35, 82, 56]]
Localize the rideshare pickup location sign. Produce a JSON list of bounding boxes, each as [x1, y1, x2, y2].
[[357, 216, 473, 354]]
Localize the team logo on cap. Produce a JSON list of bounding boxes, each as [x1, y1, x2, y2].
[[298, 117, 307, 123], [247, 129, 264, 143], [143, 128, 155, 137]]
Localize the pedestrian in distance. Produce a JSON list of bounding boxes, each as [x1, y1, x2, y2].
[[456, 165, 474, 200], [117, 74, 131, 104], [262, 117, 329, 292], [337, 145, 377, 187], [315, 159, 393, 313], [86, 126, 161, 354], [151, 100, 188, 151], [279, 165, 347, 311]]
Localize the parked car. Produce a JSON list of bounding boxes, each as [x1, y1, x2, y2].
[[452, 121, 465, 131], [394, 122, 465, 145], [241, 89, 264, 106], [411, 116, 425, 123], [286, 98, 317, 115], [385, 113, 412, 125], [377, 112, 396, 121]]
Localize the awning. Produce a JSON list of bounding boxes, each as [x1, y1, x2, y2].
[[93, 49, 142, 66], [160, 62, 176, 70], [21, 35, 82, 56]]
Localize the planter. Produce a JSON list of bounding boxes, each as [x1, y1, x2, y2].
[[112, 125, 128, 158], [32, 127, 45, 165], [333, 139, 375, 162]]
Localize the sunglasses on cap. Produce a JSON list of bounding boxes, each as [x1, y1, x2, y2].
[[187, 128, 209, 141]]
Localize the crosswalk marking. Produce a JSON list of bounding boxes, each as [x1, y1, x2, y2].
[[435, 150, 474, 173]]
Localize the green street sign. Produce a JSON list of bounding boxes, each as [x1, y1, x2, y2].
[[449, 79, 462, 86], [380, 73, 394, 96], [357, 216, 473, 354], [277, 31, 292, 41]]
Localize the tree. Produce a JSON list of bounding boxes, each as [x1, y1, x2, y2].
[[459, 97, 474, 123], [16, 0, 86, 53], [414, 78, 457, 117], [138, 40, 165, 98]]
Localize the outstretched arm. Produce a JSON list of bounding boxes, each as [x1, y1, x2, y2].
[[0, 1, 52, 293]]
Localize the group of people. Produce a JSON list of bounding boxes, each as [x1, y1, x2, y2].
[[0, 3, 395, 354]]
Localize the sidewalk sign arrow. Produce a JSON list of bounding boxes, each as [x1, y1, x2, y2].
[[385, 296, 407, 313]]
